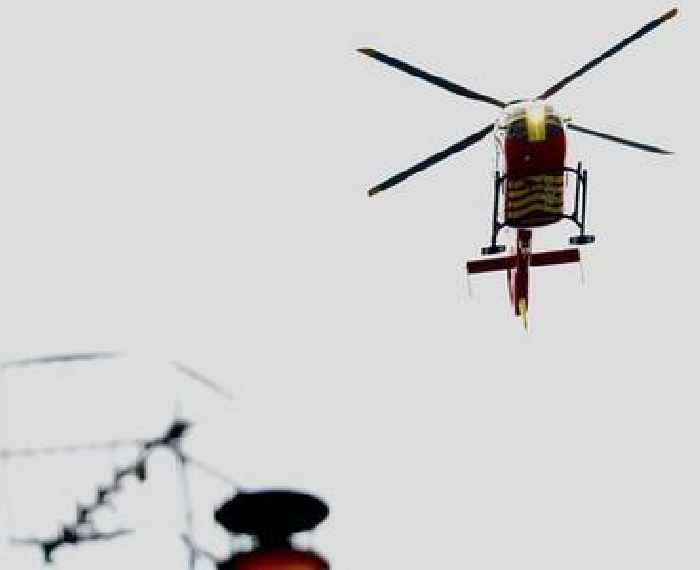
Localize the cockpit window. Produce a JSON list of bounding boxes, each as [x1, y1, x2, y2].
[[506, 113, 563, 142], [499, 103, 564, 142]]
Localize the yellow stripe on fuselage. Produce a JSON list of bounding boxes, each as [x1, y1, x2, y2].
[[508, 175, 564, 193], [508, 186, 562, 205], [507, 202, 563, 220], [505, 174, 565, 222]]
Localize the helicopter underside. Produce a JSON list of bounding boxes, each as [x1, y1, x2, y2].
[[504, 214, 563, 229], [502, 117, 567, 228], [502, 173, 565, 228]]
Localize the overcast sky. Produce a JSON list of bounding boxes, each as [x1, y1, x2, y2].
[[0, 1, 698, 569]]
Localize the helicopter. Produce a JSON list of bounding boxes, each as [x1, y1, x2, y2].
[[359, 8, 677, 327]]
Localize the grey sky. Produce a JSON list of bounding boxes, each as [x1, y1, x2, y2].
[[0, 1, 698, 569]]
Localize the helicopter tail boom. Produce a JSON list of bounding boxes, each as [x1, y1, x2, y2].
[[467, 245, 581, 327]]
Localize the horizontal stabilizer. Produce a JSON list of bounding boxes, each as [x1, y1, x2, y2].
[[466, 255, 516, 274], [530, 248, 580, 267], [466, 248, 580, 274]]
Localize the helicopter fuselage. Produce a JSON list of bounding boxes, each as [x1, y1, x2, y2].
[[496, 101, 568, 229], [360, 8, 678, 325]]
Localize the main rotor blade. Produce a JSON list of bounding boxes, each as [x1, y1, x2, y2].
[[368, 123, 494, 197], [539, 8, 678, 99], [358, 48, 506, 108], [568, 122, 672, 154]]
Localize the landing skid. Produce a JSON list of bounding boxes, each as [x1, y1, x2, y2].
[[482, 161, 596, 252], [481, 244, 506, 255], [569, 234, 595, 245]]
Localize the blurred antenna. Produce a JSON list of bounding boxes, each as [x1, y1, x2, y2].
[[181, 533, 220, 565], [182, 453, 238, 487], [0, 438, 146, 460], [5, 416, 238, 565], [10, 526, 133, 564], [2, 353, 238, 567], [172, 361, 235, 402], [12, 528, 133, 564], [0, 352, 234, 403], [0, 352, 123, 370]]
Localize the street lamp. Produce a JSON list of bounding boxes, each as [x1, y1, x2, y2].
[[215, 490, 329, 570]]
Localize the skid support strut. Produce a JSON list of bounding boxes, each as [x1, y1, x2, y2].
[[569, 162, 595, 245], [481, 170, 506, 255]]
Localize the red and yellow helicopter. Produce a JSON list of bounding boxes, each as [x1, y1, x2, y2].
[[359, 8, 677, 328]]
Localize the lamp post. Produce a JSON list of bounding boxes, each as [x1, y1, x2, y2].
[[215, 490, 329, 570]]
